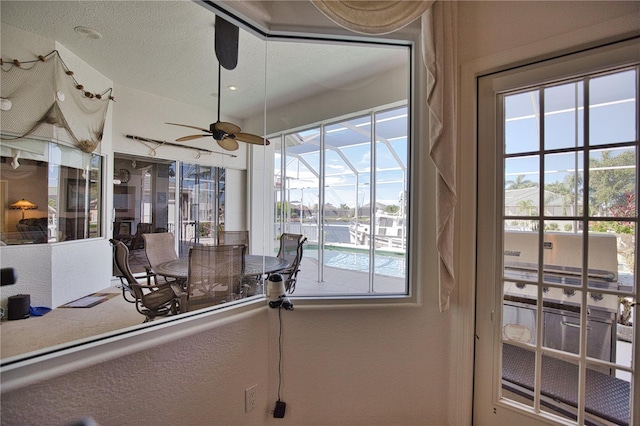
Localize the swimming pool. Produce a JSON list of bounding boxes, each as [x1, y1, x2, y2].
[[304, 245, 406, 278]]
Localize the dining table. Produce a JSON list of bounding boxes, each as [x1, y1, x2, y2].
[[153, 254, 290, 281]]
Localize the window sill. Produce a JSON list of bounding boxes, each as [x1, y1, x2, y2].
[[288, 293, 419, 309]]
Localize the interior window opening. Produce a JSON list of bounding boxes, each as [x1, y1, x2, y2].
[[0, 140, 103, 245]]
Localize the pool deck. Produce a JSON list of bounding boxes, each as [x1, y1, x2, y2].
[[293, 257, 407, 296]]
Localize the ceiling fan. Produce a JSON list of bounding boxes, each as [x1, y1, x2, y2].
[[166, 16, 269, 151]]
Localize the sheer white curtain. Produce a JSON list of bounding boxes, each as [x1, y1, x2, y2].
[[311, 0, 458, 311]]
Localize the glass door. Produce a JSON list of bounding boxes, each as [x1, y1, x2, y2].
[[178, 162, 225, 257], [475, 39, 639, 426], [113, 154, 176, 273]]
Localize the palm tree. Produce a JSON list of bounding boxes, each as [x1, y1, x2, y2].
[[506, 175, 536, 190], [517, 199, 536, 216]]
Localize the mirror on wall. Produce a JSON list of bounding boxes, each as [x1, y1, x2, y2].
[[0, 1, 411, 362]]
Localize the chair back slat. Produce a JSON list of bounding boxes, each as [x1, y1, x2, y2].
[[110, 239, 144, 300], [277, 233, 304, 265], [277, 233, 307, 293], [187, 244, 246, 310], [110, 238, 184, 321], [217, 230, 249, 249], [143, 232, 178, 272]]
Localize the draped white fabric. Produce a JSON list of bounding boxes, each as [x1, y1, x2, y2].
[[310, 0, 435, 34], [310, 0, 458, 311], [0, 51, 111, 153], [422, 2, 457, 311]]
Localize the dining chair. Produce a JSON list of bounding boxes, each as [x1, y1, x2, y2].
[[110, 239, 186, 322], [217, 230, 249, 251], [277, 233, 307, 293], [187, 244, 246, 311], [128, 222, 154, 250], [143, 232, 181, 284]]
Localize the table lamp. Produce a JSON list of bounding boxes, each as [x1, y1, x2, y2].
[[10, 199, 38, 220]]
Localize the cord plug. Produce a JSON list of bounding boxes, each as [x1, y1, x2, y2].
[[273, 400, 286, 418]]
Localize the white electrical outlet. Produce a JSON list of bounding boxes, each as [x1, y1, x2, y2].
[[245, 384, 257, 412]]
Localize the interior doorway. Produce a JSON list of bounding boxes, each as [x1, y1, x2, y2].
[[113, 154, 177, 273]]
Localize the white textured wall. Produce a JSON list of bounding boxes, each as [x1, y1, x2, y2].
[[1, 308, 270, 426], [0, 245, 52, 308], [111, 84, 248, 171]]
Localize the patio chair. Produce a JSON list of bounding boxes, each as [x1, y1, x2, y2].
[[187, 244, 246, 311], [128, 222, 154, 251], [143, 232, 182, 285], [110, 239, 186, 322], [217, 230, 249, 250], [277, 233, 307, 293]]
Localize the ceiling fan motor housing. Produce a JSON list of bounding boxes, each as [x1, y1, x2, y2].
[[210, 123, 228, 140]]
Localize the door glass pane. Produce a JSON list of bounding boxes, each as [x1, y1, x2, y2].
[[505, 90, 540, 154], [544, 152, 583, 218], [504, 228, 539, 283], [586, 362, 632, 425], [542, 289, 583, 356], [178, 163, 220, 257], [505, 156, 540, 218], [501, 343, 536, 409], [541, 229, 583, 288], [590, 70, 637, 146], [503, 282, 538, 347], [544, 81, 584, 150], [539, 354, 579, 423]]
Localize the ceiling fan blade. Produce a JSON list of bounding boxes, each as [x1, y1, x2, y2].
[[176, 134, 210, 142], [217, 137, 239, 151], [214, 121, 241, 135], [166, 122, 211, 133], [215, 16, 239, 71], [235, 132, 271, 146]]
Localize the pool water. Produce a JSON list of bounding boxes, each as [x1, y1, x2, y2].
[[305, 247, 406, 278]]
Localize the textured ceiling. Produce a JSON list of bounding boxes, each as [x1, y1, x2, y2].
[[1, 0, 406, 121]]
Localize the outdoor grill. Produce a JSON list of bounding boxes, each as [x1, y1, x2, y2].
[[502, 231, 619, 371]]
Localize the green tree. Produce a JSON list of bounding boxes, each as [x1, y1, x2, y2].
[[589, 150, 635, 215], [385, 204, 400, 214], [545, 173, 583, 215], [506, 175, 536, 190], [517, 199, 536, 216]]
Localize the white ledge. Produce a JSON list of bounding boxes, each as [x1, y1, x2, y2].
[[0, 298, 266, 393]]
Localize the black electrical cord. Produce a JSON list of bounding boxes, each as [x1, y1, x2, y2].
[[277, 304, 283, 401]]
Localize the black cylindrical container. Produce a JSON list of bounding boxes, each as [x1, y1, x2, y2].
[[8, 294, 30, 320]]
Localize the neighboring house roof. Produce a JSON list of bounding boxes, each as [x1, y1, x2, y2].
[[504, 188, 564, 207]]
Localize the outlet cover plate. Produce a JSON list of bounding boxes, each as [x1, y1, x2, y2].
[[245, 384, 257, 412]]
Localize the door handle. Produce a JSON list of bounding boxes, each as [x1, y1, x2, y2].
[[561, 321, 592, 331]]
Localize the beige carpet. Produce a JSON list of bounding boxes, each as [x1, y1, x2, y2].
[[0, 284, 144, 359]]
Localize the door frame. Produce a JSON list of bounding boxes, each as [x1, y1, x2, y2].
[[471, 37, 640, 425], [456, 14, 640, 424]]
